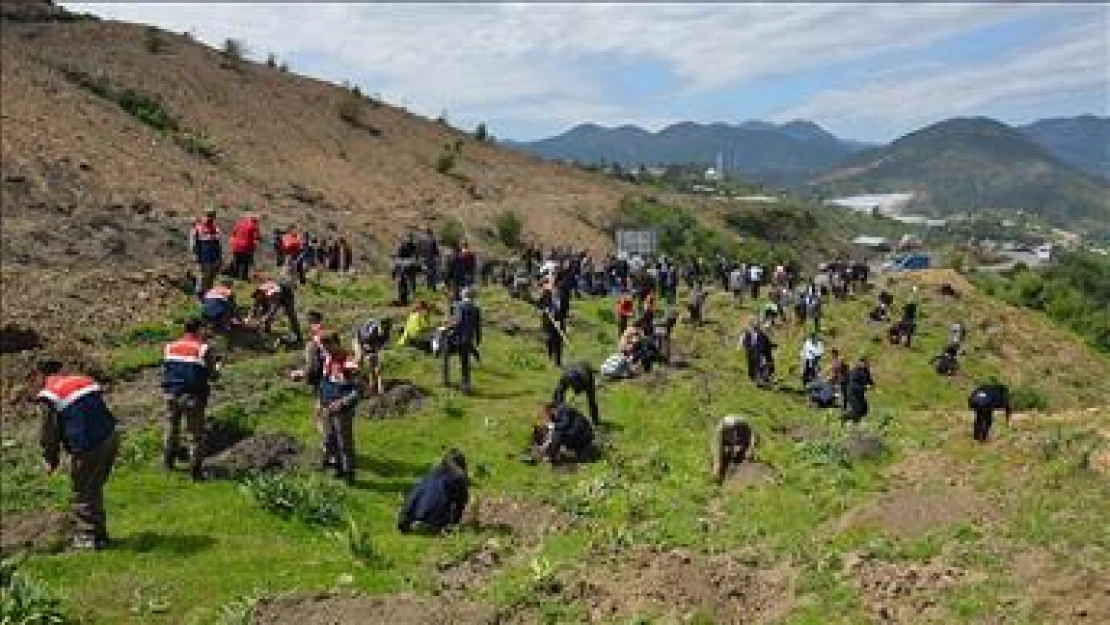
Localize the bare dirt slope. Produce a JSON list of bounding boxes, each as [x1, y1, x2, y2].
[[0, 0, 629, 350]]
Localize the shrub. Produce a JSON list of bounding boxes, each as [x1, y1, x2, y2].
[[337, 91, 363, 127], [143, 26, 165, 54], [436, 142, 459, 175], [494, 210, 523, 249], [240, 473, 346, 526], [797, 439, 852, 469], [1, 557, 71, 624], [438, 217, 465, 249], [175, 132, 220, 161], [475, 122, 488, 143], [221, 38, 247, 69], [340, 517, 389, 567], [1010, 386, 1049, 412], [116, 89, 179, 133]]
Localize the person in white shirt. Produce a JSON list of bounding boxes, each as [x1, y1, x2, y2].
[[800, 332, 825, 387]]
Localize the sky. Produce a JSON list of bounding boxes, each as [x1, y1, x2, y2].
[[64, 2, 1110, 143]]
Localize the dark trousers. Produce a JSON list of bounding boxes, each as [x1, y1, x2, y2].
[[617, 316, 629, 339], [973, 409, 993, 442], [231, 252, 254, 280], [802, 359, 819, 386], [70, 431, 120, 540], [443, 342, 473, 392], [745, 351, 758, 382], [545, 330, 563, 367], [397, 276, 411, 306], [164, 394, 206, 472], [424, 260, 438, 290], [324, 405, 356, 476], [845, 388, 868, 421], [262, 296, 301, 342]]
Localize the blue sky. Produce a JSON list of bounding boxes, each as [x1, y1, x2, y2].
[[65, 3, 1109, 143]]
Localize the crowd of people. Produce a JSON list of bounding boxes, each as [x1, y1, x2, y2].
[[29, 212, 1014, 549]]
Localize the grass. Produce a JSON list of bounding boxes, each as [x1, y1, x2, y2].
[[2, 268, 1108, 623]]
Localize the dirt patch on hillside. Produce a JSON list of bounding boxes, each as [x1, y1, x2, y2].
[[562, 547, 794, 624], [0, 508, 72, 556], [366, 382, 427, 419], [203, 433, 304, 478], [830, 483, 996, 540], [722, 461, 776, 488], [436, 537, 509, 594], [1009, 549, 1110, 622], [846, 551, 983, 623], [472, 496, 574, 545], [252, 592, 496, 625]]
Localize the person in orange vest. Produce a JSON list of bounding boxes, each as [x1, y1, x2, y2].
[[229, 212, 261, 281], [615, 290, 634, 339], [189, 208, 223, 300], [248, 275, 301, 344], [161, 318, 220, 480], [33, 359, 120, 550], [280, 227, 307, 285], [201, 278, 237, 332]]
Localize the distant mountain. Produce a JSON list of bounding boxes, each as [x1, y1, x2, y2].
[[1020, 115, 1110, 179], [812, 117, 1110, 229], [510, 120, 869, 183]]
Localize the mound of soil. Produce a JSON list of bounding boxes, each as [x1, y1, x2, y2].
[[436, 537, 508, 594], [844, 431, 887, 461], [0, 509, 72, 556], [252, 592, 496, 625], [0, 323, 42, 354], [1010, 549, 1110, 622], [831, 483, 995, 540], [203, 433, 304, 478], [563, 547, 794, 624], [846, 552, 982, 623], [366, 383, 427, 419], [722, 461, 775, 488], [473, 496, 574, 545]]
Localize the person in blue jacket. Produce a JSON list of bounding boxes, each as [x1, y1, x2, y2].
[[397, 449, 470, 533]]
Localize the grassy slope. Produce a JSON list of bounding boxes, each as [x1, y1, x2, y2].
[[2, 268, 1108, 624]]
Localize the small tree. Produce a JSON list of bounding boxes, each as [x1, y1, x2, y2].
[[494, 210, 523, 249], [439, 217, 465, 249], [436, 142, 460, 175], [143, 26, 165, 54], [221, 38, 247, 69], [337, 91, 363, 127], [266, 52, 277, 68], [475, 122, 488, 143]]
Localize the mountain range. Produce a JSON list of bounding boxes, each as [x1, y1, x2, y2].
[[512, 115, 1110, 228]]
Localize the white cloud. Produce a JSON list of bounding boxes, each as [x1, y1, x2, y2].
[[775, 19, 1110, 139], [62, 3, 1108, 139]]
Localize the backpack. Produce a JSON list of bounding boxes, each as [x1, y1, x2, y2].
[[809, 381, 838, 408]]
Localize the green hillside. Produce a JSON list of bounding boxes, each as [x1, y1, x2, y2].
[[2, 268, 1108, 624]]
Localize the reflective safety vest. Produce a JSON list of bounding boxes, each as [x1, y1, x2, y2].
[[37, 375, 115, 453], [193, 220, 222, 264], [280, 232, 303, 255], [162, 335, 211, 395]]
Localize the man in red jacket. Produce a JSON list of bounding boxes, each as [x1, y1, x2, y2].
[[229, 212, 261, 281]]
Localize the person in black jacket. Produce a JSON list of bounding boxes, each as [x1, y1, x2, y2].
[[537, 282, 564, 366], [553, 361, 599, 425], [442, 287, 481, 394], [968, 383, 1011, 442], [397, 449, 469, 533], [535, 403, 595, 464], [844, 356, 874, 422]]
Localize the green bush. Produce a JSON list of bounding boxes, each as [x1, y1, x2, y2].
[[436, 143, 459, 175], [340, 517, 389, 567], [1, 557, 72, 624], [494, 211, 523, 249], [438, 217, 465, 249], [221, 38, 247, 69], [797, 439, 852, 469], [143, 26, 165, 54], [116, 89, 179, 133], [1010, 386, 1049, 412], [240, 473, 346, 526], [175, 132, 220, 161]]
